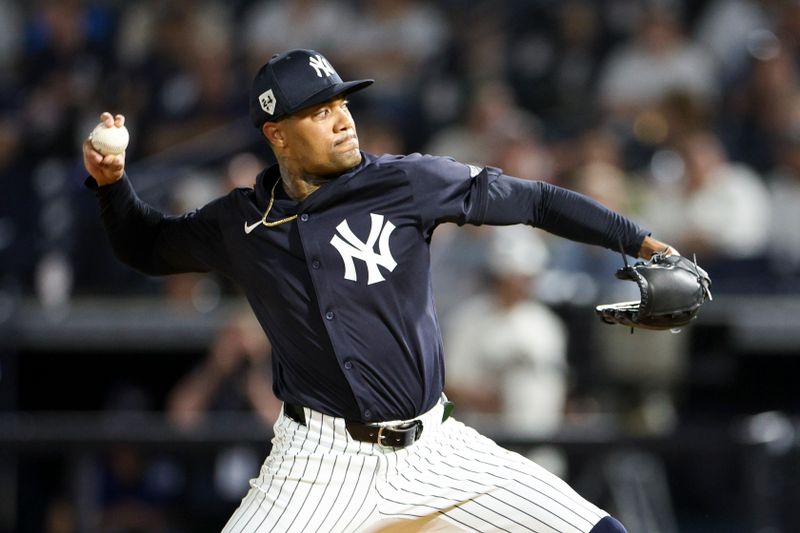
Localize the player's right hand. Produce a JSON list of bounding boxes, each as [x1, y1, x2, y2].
[[83, 112, 126, 186]]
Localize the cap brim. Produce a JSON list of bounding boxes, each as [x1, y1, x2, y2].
[[287, 79, 374, 118]]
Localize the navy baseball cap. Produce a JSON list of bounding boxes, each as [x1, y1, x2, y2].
[[249, 49, 373, 128]]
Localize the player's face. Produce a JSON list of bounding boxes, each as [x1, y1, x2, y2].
[[280, 96, 362, 176]]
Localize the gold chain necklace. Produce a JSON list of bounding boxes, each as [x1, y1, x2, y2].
[[257, 179, 299, 228]]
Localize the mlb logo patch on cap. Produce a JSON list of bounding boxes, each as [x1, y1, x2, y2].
[[259, 89, 277, 115]]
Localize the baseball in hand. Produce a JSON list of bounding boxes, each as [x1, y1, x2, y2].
[[89, 122, 129, 155]]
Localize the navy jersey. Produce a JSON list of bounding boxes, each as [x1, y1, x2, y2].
[[90, 152, 648, 422]]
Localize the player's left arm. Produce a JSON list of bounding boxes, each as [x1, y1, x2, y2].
[[482, 174, 676, 259], [405, 155, 674, 259]]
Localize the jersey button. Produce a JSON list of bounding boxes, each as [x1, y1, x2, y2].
[[311, 259, 321, 269], [363, 409, 372, 419], [325, 311, 335, 320], [300, 213, 309, 222], [344, 361, 353, 370]]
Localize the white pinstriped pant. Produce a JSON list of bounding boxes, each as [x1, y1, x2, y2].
[[222, 399, 608, 532]]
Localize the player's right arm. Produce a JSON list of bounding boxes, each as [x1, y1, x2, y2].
[[83, 113, 230, 277]]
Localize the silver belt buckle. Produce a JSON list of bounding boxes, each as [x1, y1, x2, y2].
[[376, 425, 388, 445]]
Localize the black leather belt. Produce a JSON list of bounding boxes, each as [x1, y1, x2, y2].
[[283, 402, 428, 448]]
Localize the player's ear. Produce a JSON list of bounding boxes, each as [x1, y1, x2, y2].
[[262, 122, 285, 148]]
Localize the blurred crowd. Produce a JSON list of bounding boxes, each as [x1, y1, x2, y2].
[[1, 0, 800, 311], [3, 0, 800, 530], [1, 0, 789, 431]]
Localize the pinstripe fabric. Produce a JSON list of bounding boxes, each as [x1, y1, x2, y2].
[[222, 401, 607, 532]]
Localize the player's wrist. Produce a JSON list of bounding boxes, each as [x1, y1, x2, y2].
[[638, 235, 677, 259], [93, 173, 124, 187]]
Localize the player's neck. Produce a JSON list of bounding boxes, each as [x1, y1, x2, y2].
[[277, 165, 327, 202]]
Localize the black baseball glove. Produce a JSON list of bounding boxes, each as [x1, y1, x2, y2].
[[595, 252, 712, 330]]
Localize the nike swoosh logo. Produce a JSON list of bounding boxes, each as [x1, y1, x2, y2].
[[244, 220, 262, 234]]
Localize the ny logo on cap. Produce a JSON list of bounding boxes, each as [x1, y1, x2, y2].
[[259, 89, 276, 115], [309, 55, 336, 78]]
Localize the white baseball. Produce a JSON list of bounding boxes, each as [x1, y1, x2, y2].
[[89, 122, 129, 155]]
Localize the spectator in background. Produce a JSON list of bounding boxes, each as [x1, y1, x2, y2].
[[429, 224, 493, 321], [132, 1, 241, 155], [22, 0, 117, 159], [98, 444, 176, 532], [97, 384, 182, 532], [442, 227, 573, 477], [657, 89, 714, 146], [591, 317, 689, 436], [493, 110, 555, 182], [0, 0, 21, 73], [352, 115, 407, 155], [224, 151, 264, 190], [642, 129, 770, 262], [167, 309, 280, 429], [426, 80, 541, 167], [345, 0, 450, 134], [694, 0, 772, 82], [6, 0, 117, 305], [555, 125, 627, 178], [240, 0, 355, 73], [443, 226, 568, 439], [767, 119, 800, 287], [597, 0, 718, 126], [723, 36, 800, 172], [508, 0, 608, 135], [547, 0, 608, 132], [772, 0, 800, 60], [42, 498, 75, 533]]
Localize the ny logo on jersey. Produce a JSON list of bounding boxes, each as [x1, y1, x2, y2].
[[309, 55, 336, 78], [330, 214, 397, 285]]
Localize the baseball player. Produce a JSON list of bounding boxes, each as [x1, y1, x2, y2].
[[84, 49, 677, 532]]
